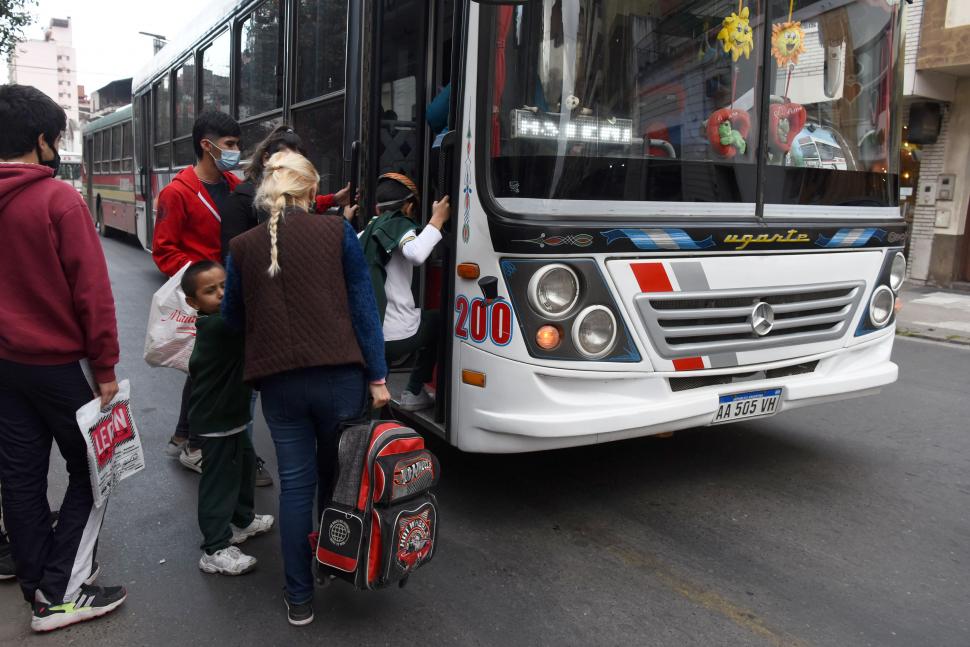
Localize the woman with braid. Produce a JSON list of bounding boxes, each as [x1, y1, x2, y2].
[[222, 151, 389, 626]]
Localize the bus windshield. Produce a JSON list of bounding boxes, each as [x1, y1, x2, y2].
[[483, 0, 900, 216]]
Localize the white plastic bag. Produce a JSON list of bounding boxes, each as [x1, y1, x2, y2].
[[144, 262, 197, 373], [76, 379, 146, 508]]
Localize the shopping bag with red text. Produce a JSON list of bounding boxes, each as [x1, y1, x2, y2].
[[144, 262, 197, 373], [75, 379, 146, 508]]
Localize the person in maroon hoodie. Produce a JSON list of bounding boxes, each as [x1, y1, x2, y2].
[[0, 84, 126, 631]]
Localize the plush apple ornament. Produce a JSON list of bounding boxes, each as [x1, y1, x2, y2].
[[707, 108, 751, 158], [769, 102, 807, 153]]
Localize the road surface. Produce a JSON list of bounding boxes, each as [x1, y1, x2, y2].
[[1, 236, 967, 646]]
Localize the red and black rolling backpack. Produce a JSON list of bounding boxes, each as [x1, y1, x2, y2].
[[314, 421, 440, 589]]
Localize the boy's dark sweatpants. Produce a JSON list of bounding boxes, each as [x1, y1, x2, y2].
[[0, 359, 104, 604], [176, 376, 202, 450], [199, 433, 256, 554]]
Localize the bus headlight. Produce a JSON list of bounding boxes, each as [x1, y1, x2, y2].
[[889, 252, 906, 292], [528, 264, 580, 318], [868, 286, 895, 327], [572, 306, 617, 358]]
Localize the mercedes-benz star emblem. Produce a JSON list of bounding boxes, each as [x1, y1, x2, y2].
[[750, 302, 775, 337]]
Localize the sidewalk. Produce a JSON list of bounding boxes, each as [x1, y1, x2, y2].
[[896, 284, 970, 346]]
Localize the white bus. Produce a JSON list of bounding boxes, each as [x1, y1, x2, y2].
[[56, 151, 82, 192], [129, 0, 906, 452]]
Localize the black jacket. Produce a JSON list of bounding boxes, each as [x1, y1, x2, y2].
[[221, 180, 262, 262]]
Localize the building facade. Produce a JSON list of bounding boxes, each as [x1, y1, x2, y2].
[[7, 18, 81, 152], [901, 0, 970, 286]]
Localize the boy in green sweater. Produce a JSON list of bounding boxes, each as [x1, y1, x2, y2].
[[182, 261, 274, 576]]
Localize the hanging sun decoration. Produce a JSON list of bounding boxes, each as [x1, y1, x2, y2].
[[717, 6, 753, 62], [771, 21, 806, 67]]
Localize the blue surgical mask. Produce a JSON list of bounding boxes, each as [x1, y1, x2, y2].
[[206, 139, 241, 172]]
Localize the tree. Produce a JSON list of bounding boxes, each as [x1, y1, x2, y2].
[[1, 0, 37, 60]]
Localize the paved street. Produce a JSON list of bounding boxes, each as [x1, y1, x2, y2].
[[1, 236, 968, 646], [897, 286, 970, 346]]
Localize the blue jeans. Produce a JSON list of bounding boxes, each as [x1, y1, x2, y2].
[[259, 365, 367, 604]]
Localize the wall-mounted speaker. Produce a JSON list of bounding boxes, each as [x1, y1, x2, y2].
[[907, 102, 942, 146]]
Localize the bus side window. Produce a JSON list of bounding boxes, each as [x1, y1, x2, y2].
[[202, 29, 232, 115], [291, 0, 349, 195], [238, 0, 285, 120]]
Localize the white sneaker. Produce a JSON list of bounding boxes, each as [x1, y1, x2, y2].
[[164, 438, 186, 458], [398, 389, 434, 411], [230, 514, 274, 545], [198, 546, 257, 575], [179, 447, 203, 473]]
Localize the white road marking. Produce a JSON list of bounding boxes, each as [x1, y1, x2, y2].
[[912, 320, 970, 334], [911, 292, 970, 312]]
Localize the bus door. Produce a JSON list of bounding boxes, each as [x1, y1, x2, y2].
[[364, 0, 458, 433], [134, 92, 154, 249], [83, 137, 94, 211]]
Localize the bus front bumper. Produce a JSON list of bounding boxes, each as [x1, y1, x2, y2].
[[455, 331, 897, 453]]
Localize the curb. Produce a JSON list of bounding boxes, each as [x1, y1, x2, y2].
[[896, 329, 970, 347]]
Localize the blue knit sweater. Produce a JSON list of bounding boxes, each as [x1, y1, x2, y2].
[[222, 219, 388, 382]]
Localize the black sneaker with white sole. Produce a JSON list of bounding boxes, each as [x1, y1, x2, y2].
[[31, 584, 127, 632], [284, 596, 314, 626]]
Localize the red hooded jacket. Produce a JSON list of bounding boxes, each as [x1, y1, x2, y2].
[[0, 163, 119, 383], [152, 166, 241, 277]]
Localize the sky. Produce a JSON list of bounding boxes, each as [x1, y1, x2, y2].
[[3, 0, 210, 91]]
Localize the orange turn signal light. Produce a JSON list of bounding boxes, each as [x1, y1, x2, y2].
[[457, 263, 481, 280], [894, 298, 903, 313], [462, 369, 486, 388], [536, 325, 562, 350]]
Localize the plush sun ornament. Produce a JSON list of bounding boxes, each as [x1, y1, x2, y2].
[[771, 21, 806, 67], [717, 7, 753, 62]]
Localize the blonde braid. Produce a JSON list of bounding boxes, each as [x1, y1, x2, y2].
[[254, 150, 320, 278], [267, 194, 287, 277]]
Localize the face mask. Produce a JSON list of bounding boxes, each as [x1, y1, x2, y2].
[[37, 139, 60, 177], [206, 140, 241, 172]]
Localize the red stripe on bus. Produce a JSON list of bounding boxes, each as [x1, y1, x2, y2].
[[631, 263, 673, 293], [673, 357, 705, 371]]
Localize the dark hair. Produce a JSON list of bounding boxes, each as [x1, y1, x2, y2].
[[0, 84, 67, 159], [180, 260, 223, 298], [245, 125, 307, 182], [192, 111, 241, 159]]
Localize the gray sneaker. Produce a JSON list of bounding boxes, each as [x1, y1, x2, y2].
[[179, 447, 203, 473], [165, 436, 187, 458], [255, 456, 273, 487], [397, 389, 434, 411]]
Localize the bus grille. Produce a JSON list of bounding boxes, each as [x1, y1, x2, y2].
[[668, 361, 819, 392], [634, 281, 865, 359]]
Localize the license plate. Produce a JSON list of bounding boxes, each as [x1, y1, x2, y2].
[[711, 388, 782, 425]]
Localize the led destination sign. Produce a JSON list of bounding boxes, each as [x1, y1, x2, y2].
[[512, 109, 634, 144]]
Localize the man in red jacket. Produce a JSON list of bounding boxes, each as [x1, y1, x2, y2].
[[152, 111, 243, 473], [0, 84, 126, 631]]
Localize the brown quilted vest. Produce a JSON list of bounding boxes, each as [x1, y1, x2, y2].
[[229, 208, 364, 382]]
